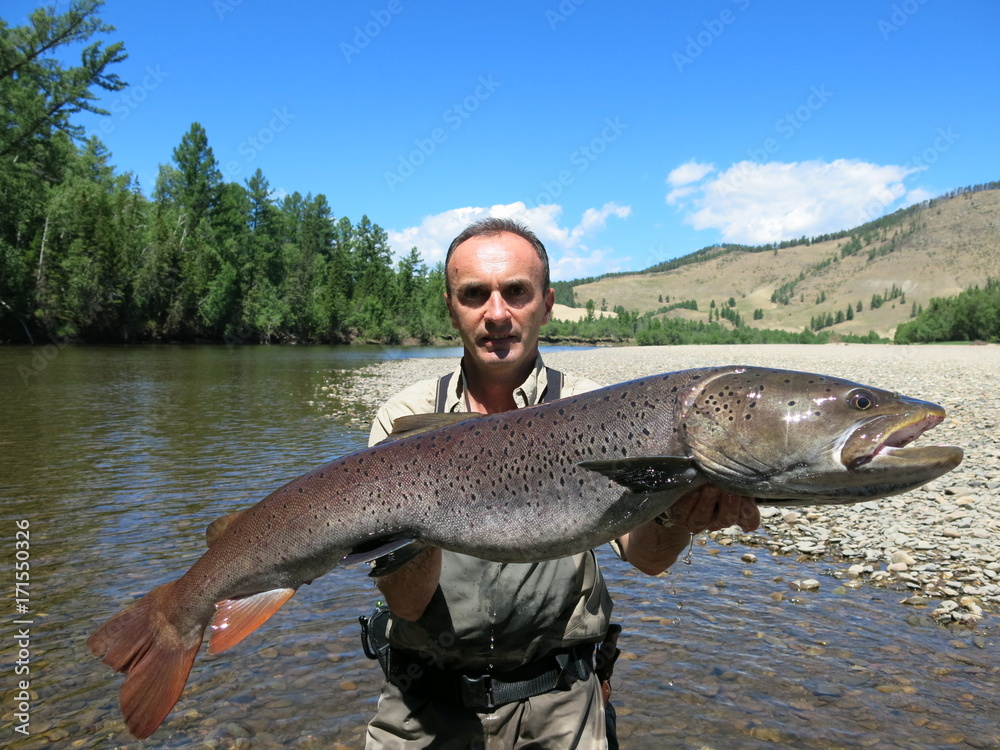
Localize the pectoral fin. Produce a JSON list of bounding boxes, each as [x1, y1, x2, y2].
[[366, 542, 429, 577], [341, 537, 420, 567], [579, 456, 698, 493], [340, 537, 428, 576]]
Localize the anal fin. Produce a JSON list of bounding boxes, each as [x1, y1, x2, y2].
[[208, 587, 297, 655]]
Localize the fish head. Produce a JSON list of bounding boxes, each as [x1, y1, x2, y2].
[[679, 368, 963, 503]]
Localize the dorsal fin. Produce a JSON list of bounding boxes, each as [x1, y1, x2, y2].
[[206, 509, 245, 548], [379, 412, 487, 443]]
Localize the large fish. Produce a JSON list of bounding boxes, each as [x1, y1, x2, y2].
[[88, 366, 962, 739]]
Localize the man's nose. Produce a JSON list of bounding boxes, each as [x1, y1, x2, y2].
[[484, 291, 511, 323]]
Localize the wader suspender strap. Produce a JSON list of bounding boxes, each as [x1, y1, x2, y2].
[[434, 367, 563, 413], [359, 364, 586, 711]]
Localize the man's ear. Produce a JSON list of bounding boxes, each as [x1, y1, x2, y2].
[[542, 287, 555, 325], [444, 292, 460, 330]]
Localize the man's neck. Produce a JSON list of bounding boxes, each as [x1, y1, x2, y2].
[[462, 354, 537, 415]]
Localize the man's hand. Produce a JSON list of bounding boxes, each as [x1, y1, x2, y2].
[[619, 487, 759, 575], [665, 485, 760, 534]]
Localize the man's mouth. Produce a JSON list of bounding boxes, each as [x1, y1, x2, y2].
[[480, 333, 519, 352], [482, 334, 517, 347]]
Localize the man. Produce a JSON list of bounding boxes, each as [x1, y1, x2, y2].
[[365, 218, 759, 748]]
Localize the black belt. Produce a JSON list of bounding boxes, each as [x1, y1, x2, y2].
[[386, 643, 595, 711]]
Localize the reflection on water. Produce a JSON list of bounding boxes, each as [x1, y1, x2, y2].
[[0, 346, 997, 749]]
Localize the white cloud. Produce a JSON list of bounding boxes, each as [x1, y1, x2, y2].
[[902, 186, 934, 206], [665, 161, 715, 206], [667, 160, 715, 187], [665, 159, 921, 244], [388, 201, 632, 280]]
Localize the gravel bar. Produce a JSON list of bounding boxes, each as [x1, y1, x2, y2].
[[320, 344, 1000, 623]]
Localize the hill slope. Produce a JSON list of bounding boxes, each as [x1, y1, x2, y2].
[[571, 188, 1000, 338]]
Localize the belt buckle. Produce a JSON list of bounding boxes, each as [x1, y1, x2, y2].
[[459, 673, 496, 710]]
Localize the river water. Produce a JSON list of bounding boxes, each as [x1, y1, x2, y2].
[[0, 345, 997, 749]]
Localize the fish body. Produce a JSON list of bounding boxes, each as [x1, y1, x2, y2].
[[88, 366, 962, 738]]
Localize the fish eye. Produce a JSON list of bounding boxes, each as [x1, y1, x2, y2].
[[849, 390, 875, 410]]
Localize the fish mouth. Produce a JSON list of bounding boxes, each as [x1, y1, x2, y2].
[[842, 409, 963, 475]]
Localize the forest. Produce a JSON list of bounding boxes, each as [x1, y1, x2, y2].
[[1, 2, 451, 345], [894, 279, 1000, 344], [3, 2, 995, 348]]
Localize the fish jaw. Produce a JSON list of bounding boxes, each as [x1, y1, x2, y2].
[[819, 396, 964, 499], [840, 405, 945, 469]]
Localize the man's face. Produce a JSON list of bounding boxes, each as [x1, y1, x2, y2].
[[445, 232, 554, 374]]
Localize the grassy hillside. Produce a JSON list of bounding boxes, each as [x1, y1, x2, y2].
[[571, 188, 1000, 339]]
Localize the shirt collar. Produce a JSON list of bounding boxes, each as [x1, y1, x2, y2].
[[450, 354, 548, 412]]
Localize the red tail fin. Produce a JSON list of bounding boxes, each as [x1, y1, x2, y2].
[[87, 581, 206, 740]]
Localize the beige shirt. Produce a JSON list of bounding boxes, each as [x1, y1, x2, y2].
[[368, 356, 613, 670]]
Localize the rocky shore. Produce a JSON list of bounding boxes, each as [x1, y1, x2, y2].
[[319, 344, 1000, 623]]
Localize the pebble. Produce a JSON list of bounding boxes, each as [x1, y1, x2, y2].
[[324, 343, 1000, 621], [789, 579, 821, 591]]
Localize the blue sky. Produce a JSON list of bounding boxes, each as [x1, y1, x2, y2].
[[7, 0, 999, 279]]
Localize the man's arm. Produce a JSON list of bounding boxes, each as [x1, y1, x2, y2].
[[618, 487, 760, 575], [373, 547, 442, 621]]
